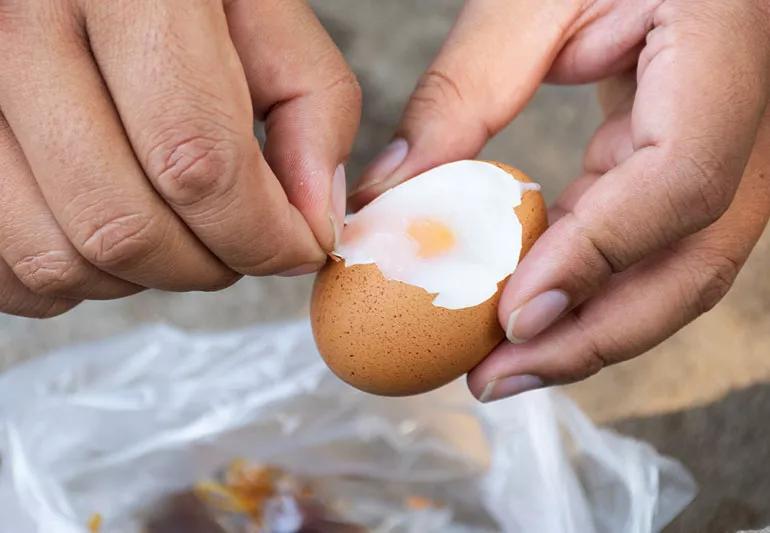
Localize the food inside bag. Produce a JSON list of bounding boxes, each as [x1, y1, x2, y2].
[[146, 461, 369, 533], [0, 321, 696, 533]]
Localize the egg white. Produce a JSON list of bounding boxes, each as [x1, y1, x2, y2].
[[336, 160, 538, 310]]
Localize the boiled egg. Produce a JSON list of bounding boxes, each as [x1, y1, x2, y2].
[[311, 160, 547, 396]]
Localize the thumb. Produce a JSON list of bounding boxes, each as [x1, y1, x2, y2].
[[349, 0, 586, 208]]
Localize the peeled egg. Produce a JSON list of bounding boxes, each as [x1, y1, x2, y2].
[[311, 160, 547, 396]]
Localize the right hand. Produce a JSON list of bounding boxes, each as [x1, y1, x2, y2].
[[351, 0, 770, 400], [0, 0, 360, 318]]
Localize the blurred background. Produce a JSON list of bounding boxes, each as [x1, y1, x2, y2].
[[1, 2, 768, 531]]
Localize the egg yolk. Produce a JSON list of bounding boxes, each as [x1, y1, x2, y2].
[[407, 218, 455, 258]]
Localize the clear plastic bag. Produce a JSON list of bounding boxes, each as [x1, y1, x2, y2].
[[0, 321, 696, 533]]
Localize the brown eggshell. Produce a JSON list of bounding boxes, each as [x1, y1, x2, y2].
[[311, 162, 547, 396]]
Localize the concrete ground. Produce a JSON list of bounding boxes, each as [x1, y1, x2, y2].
[[1, 2, 769, 531]]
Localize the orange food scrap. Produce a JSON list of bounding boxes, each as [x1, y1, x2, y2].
[[194, 460, 283, 525], [406, 496, 435, 510], [87, 513, 102, 533]]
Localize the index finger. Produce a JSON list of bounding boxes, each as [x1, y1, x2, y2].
[[499, 0, 770, 343], [349, 0, 585, 208]]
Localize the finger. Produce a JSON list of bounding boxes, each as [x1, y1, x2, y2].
[[0, 259, 78, 318], [547, 0, 659, 84], [548, 173, 599, 225], [595, 71, 637, 117], [349, 0, 588, 208], [549, 76, 636, 223], [549, 71, 637, 222], [0, 114, 141, 300], [227, 0, 361, 249], [498, 1, 770, 344], [85, 0, 326, 274], [0, 3, 235, 291], [471, 122, 770, 401]]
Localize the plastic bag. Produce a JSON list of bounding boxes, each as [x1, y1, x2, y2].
[[0, 321, 696, 533]]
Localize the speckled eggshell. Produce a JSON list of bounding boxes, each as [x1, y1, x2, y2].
[[310, 162, 548, 396]]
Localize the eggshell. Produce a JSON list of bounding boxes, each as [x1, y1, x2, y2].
[[311, 162, 547, 396]]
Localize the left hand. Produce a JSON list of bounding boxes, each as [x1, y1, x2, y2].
[[0, 0, 360, 318], [349, 0, 770, 401]]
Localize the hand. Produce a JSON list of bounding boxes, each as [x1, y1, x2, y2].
[[0, 0, 359, 318], [350, 0, 770, 401]]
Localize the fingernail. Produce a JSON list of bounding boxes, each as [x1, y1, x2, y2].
[[329, 214, 341, 251], [506, 290, 570, 344], [352, 138, 408, 194], [480, 375, 544, 403], [277, 262, 324, 277], [332, 164, 346, 220], [329, 164, 346, 250]]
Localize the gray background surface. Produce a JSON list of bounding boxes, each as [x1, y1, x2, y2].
[[1, 2, 769, 531]]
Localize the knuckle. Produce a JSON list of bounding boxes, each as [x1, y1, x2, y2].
[[417, 69, 465, 104], [232, 218, 309, 276], [407, 69, 465, 120], [76, 213, 160, 270], [238, 240, 285, 276], [568, 311, 608, 382], [403, 69, 492, 145], [665, 148, 737, 228], [567, 213, 625, 275], [406, 69, 464, 120], [11, 250, 85, 297], [692, 254, 740, 314], [145, 128, 242, 207], [327, 69, 362, 110]]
